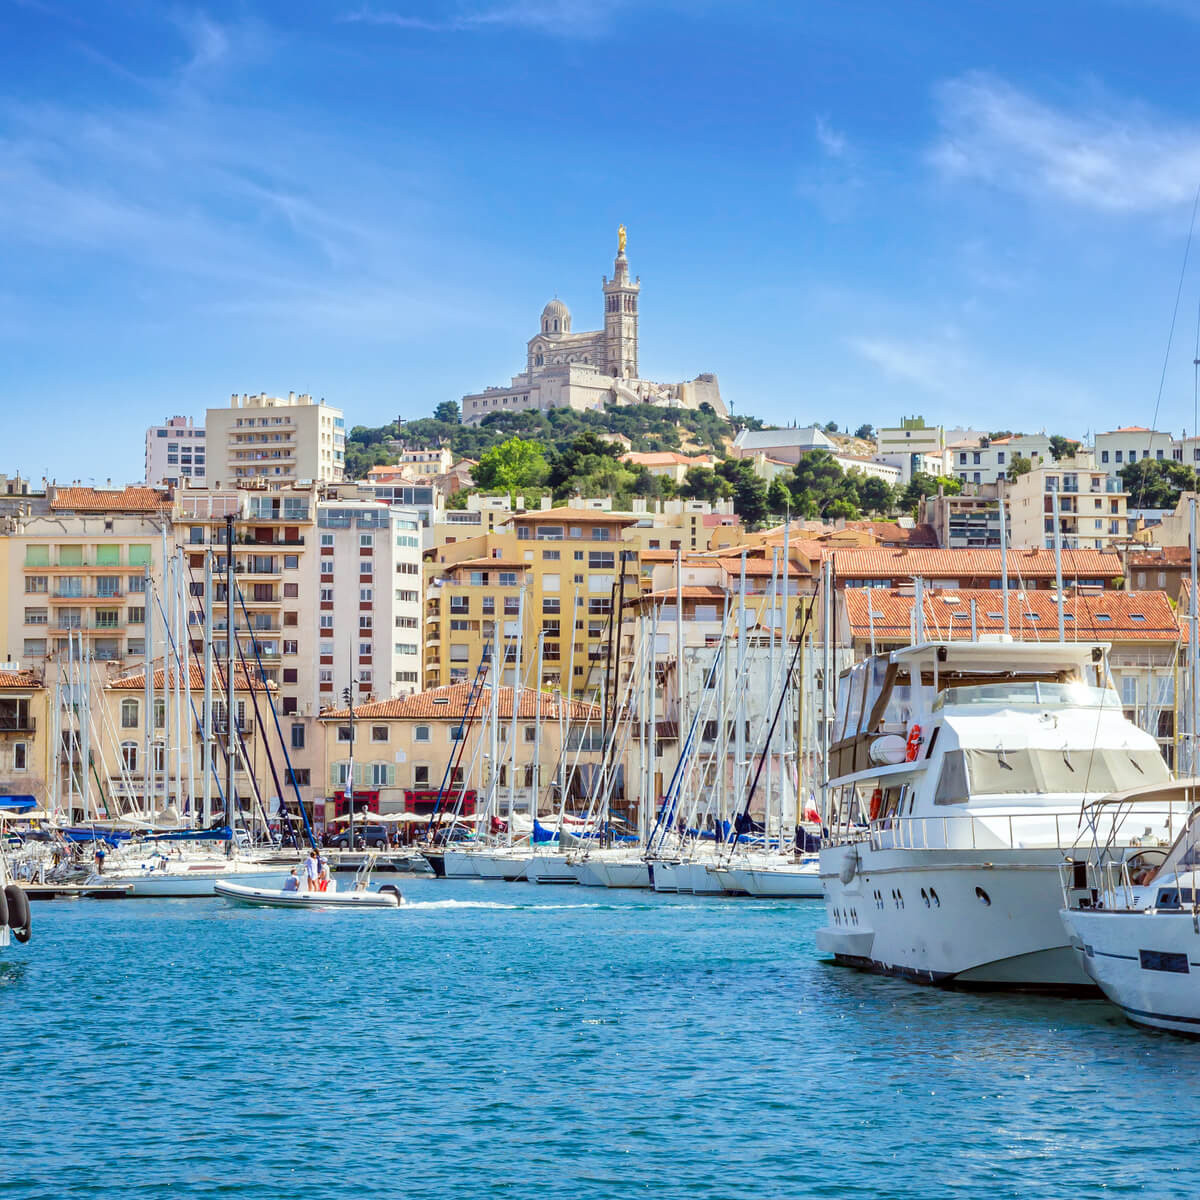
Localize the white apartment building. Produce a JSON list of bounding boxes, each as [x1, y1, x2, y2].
[[949, 433, 1052, 486], [390, 445, 454, 474], [1008, 461, 1128, 550], [205, 393, 345, 486], [313, 501, 423, 712], [875, 418, 947, 482], [1094, 427, 1178, 478], [145, 416, 206, 487]]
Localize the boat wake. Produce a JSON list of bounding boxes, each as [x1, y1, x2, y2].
[[401, 899, 604, 912]]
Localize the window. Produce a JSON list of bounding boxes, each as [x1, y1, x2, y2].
[[395, 642, 418, 655], [283, 583, 299, 598], [291, 768, 310, 787], [338, 726, 352, 742], [371, 726, 389, 743], [128, 575, 146, 593], [542, 550, 560, 561], [498, 572, 518, 587], [96, 576, 121, 597], [1115, 450, 1123, 463], [504, 597, 520, 617], [127, 606, 145, 624], [24, 545, 49, 567], [1121, 676, 1138, 706], [414, 765, 430, 786], [360, 587, 373, 602], [120, 742, 137, 771], [414, 725, 431, 743], [359, 615, 373, 630], [12, 741, 26, 772], [320, 587, 334, 603], [25, 576, 47, 594], [291, 724, 305, 750], [395, 616, 418, 629], [320, 533, 334, 547], [396, 590, 418, 603], [320, 615, 333, 630], [121, 699, 139, 729], [543, 573, 560, 592], [24, 607, 47, 625], [283, 668, 298, 684], [284, 555, 299, 569], [523, 725, 536, 743], [360, 533, 374, 547]]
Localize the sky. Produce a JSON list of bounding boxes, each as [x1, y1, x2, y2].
[[7, 0, 1200, 482]]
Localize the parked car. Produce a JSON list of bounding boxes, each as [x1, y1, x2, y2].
[[326, 823, 390, 850]]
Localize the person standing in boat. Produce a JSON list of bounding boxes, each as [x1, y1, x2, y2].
[[304, 849, 320, 892]]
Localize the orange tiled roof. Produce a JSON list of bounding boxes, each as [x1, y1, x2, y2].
[[320, 683, 600, 722], [832, 547, 1121, 579], [1111, 426, 1152, 433], [1127, 547, 1192, 566], [50, 486, 170, 513], [109, 663, 272, 691], [843, 587, 1180, 642], [0, 668, 41, 689]]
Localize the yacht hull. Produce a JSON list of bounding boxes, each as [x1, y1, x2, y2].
[[1064, 909, 1200, 1034], [442, 849, 480, 878], [573, 857, 650, 889], [526, 854, 579, 885], [722, 860, 824, 899], [125, 869, 289, 898], [818, 842, 1093, 990], [471, 851, 530, 881]]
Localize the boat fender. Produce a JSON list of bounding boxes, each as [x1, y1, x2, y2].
[[905, 725, 923, 762], [839, 852, 858, 885], [4, 885, 30, 943], [868, 788, 883, 822], [378, 884, 402, 902], [0, 885, 8, 930]]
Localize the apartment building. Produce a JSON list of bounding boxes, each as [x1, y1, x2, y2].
[[205, 392, 345, 485], [424, 507, 642, 697], [1093, 426, 1176, 479], [0, 667, 49, 810], [948, 433, 1051, 486], [145, 416, 206, 487], [313, 499, 423, 709], [317, 685, 604, 825], [921, 483, 1007, 548], [830, 546, 1122, 591], [1008, 461, 1128, 551], [2, 487, 170, 670], [875, 417, 946, 482]]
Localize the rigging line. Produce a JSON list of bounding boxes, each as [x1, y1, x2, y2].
[[1136, 178, 1200, 512]]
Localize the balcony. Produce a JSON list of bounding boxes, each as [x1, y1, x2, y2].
[[0, 717, 35, 735]]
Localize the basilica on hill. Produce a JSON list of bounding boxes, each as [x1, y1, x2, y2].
[[459, 229, 727, 425]]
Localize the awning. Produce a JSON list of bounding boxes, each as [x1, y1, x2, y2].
[[0, 795, 38, 811]]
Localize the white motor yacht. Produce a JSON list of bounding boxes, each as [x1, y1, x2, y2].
[[1062, 781, 1200, 1033], [818, 640, 1181, 990]]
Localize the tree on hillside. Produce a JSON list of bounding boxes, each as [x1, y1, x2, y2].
[[434, 400, 461, 424], [679, 466, 732, 503], [1008, 454, 1032, 480], [472, 437, 550, 494], [899, 472, 961, 514], [1049, 434, 1076, 461], [824, 421, 839, 434], [766, 476, 792, 518], [854, 423, 876, 441], [714, 458, 770, 529], [858, 476, 896, 516], [1120, 459, 1197, 508], [789, 450, 861, 520], [546, 433, 624, 497]]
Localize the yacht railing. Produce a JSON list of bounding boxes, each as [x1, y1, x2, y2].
[[833, 805, 1191, 854]]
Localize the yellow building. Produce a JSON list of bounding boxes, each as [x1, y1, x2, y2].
[[318, 683, 606, 825], [424, 507, 642, 697]]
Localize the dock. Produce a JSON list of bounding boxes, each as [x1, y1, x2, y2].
[[20, 882, 134, 901]]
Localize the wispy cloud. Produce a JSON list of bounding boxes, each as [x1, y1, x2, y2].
[[814, 115, 846, 158], [343, 0, 618, 37], [846, 333, 967, 397], [929, 71, 1200, 214]]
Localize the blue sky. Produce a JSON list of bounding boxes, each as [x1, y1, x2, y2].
[[7, 0, 1200, 482]]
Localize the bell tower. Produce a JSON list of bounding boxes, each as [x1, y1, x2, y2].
[[602, 225, 639, 378]]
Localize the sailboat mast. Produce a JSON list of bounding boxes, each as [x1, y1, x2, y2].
[[1000, 478, 1011, 637], [532, 627, 544, 831], [1190, 496, 1198, 774], [144, 566, 154, 815], [203, 549, 213, 828], [508, 586, 523, 833], [224, 515, 236, 843], [1053, 486, 1065, 642]]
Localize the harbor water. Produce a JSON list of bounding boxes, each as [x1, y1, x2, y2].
[[2, 877, 1195, 1199]]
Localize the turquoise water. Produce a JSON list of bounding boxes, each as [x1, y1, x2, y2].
[[1, 877, 1195, 1198]]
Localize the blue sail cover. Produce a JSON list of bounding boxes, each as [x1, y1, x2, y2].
[[144, 827, 233, 843], [532, 819, 559, 844]]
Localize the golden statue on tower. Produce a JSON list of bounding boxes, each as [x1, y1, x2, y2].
[[618, 224, 627, 255]]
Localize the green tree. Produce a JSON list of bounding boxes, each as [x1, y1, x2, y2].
[[714, 458, 770, 529], [858, 476, 895, 515], [433, 400, 461, 424], [824, 421, 839, 434], [854, 423, 875, 441], [679, 466, 732, 502], [790, 450, 861, 519], [766, 475, 792, 517], [1008, 454, 1032, 480], [899, 472, 961, 513], [1049, 434, 1076, 461], [1120, 459, 1198, 508], [472, 437, 550, 494]]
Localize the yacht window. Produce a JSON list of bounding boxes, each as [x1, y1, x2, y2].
[[844, 664, 868, 739], [934, 746, 1169, 803], [832, 673, 853, 742]]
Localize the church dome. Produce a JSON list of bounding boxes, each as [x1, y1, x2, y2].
[[541, 298, 571, 334]]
